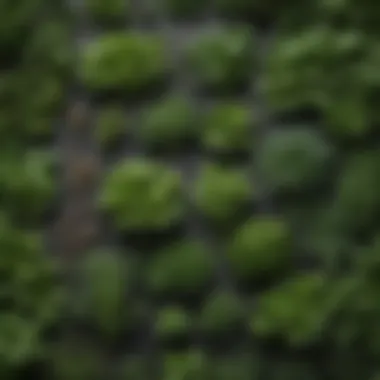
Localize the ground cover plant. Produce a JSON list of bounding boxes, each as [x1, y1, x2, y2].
[[187, 26, 256, 93], [2, 0, 380, 378], [0, 1, 74, 377], [80, 32, 169, 96], [258, 128, 334, 193], [99, 158, 185, 232], [194, 163, 253, 225], [201, 102, 253, 154], [139, 96, 199, 152]]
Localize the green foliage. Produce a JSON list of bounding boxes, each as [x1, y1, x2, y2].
[[80, 32, 168, 94], [78, 250, 137, 338], [331, 151, 380, 233], [251, 273, 340, 346], [194, 163, 252, 224], [261, 27, 379, 137], [155, 307, 193, 342], [0, 0, 43, 52], [24, 75, 65, 116], [21, 74, 65, 139], [162, 350, 208, 380], [95, 104, 126, 149], [4, 0, 380, 377], [318, 0, 380, 32], [201, 103, 253, 153], [258, 129, 333, 192], [24, 20, 74, 76], [227, 217, 293, 282], [100, 159, 185, 231], [261, 26, 366, 109], [0, 151, 56, 224], [199, 291, 245, 336], [0, 216, 63, 367], [187, 27, 255, 92], [0, 314, 43, 367], [0, 69, 65, 141], [146, 241, 214, 298], [140, 96, 198, 150], [328, 239, 380, 356], [85, 0, 130, 26]]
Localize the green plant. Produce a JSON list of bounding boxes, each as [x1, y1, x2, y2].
[[261, 27, 368, 114], [318, 0, 380, 32], [0, 70, 65, 141], [85, 0, 130, 26], [78, 250, 135, 338], [24, 19, 74, 76], [24, 75, 65, 115], [95, 104, 126, 149], [0, 314, 44, 368], [100, 159, 185, 231], [0, 0, 43, 54], [21, 74, 65, 139], [199, 291, 245, 336], [321, 89, 375, 138], [331, 151, 380, 233], [139, 96, 198, 150], [258, 129, 333, 192], [321, 43, 380, 138], [146, 241, 214, 298], [226, 217, 293, 283], [80, 32, 168, 94], [162, 350, 208, 380], [0, 150, 56, 224], [0, 216, 63, 368], [155, 307, 193, 342], [298, 205, 353, 273], [251, 273, 352, 347], [194, 164, 252, 224], [330, 243, 380, 358], [187, 27, 255, 92], [201, 103, 253, 153], [163, 0, 207, 19]]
